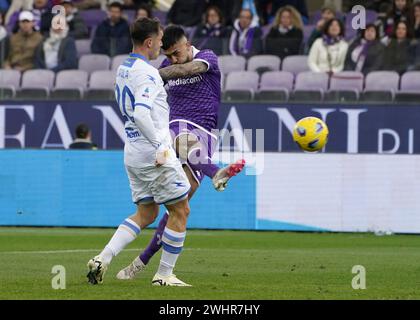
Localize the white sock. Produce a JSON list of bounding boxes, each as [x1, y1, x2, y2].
[[100, 218, 141, 264], [158, 227, 186, 277]]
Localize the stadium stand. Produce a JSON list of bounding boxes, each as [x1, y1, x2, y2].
[[1, 1, 420, 104]]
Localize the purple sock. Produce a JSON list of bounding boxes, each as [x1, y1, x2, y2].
[[139, 211, 169, 265], [188, 148, 220, 178]]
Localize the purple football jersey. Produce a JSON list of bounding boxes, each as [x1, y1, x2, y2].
[[160, 49, 221, 132]]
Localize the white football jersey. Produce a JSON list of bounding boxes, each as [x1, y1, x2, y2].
[[115, 53, 176, 168]]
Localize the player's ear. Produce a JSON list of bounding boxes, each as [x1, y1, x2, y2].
[[145, 37, 152, 48]]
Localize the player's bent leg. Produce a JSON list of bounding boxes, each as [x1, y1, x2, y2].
[[175, 133, 220, 180], [88, 202, 159, 284], [118, 166, 200, 280], [175, 132, 246, 191], [152, 197, 192, 287]]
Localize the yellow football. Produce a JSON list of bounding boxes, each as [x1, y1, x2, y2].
[[293, 117, 329, 152]]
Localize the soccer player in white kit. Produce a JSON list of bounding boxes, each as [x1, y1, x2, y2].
[[86, 17, 192, 287]]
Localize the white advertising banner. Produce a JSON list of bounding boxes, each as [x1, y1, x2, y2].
[[256, 153, 420, 234]]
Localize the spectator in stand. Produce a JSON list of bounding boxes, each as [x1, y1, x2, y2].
[[3, 11, 42, 70], [61, 0, 89, 39], [265, 5, 303, 59], [7, 0, 52, 34], [136, 3, 152, 19], [344, 23, 385, 75], [0, 12, 7, 61], [207, 0, 238, 26], [192, 5, 230, 55], [414, 2, 420, 38], [34, 16, 77, 72], [69, 123, 97, 150], [91, 2, 131, 56], [305, 4, 336, 54], [166, 0, 206, 27], [308, 18, 348, 74], [383, 20, 416, 74], [229, 8, 262, 58], [258, 0, 308, 25], [383, 0, 414, 37]]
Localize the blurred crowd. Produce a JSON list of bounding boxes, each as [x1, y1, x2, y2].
[[1, 0, 420, 75]]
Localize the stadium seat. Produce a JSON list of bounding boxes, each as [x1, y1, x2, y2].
[[218, 55, 246, 75], [247, 55, 281, 73], [111, 54, 128, 72], [21, 69, 55, 89], [124, 9, 136, 23], [0, 69, 21, 89], [330, 71, 364, 91], [225, 71, 259, 92], [303, 25, 315, 44], [85, 89, 115, 101], [293, 71, 327, 102], [261, 24, 271, 38], [0, 86, 16, 99], [365, 71, 400, 91], [55, 70, 88, 90], [325, 89, 359, 102], [222, 90, 253, 102], [290, 89, 323, 102], [16, 88, 49, 100], [259, 71, 294, 91], [50, 88, 83, 100], [75, 39, 91, 58], [79, 54, 111, 74], [150, 55, 167, 69], [295, 71, 329, 91], [255, 89, 289, 103], [79, 9, 107, 30], [89, 71, 116, 89], [152, 10, 167, 24], [361, 90, 394, 102], [395, 91, 420, 103], [309, 10, 344, 25], [400, 71, 420, 91], [281, 55, 310, 74]]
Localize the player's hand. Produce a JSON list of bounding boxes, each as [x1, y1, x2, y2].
[[155, 144, 169, 167]]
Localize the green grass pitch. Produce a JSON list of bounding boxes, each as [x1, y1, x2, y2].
[[1, 227, 420, 300]]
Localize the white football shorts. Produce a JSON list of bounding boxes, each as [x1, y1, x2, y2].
[[125, 162, 191, 206]]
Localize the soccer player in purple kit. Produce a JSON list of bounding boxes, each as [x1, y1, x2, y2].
[[116, 25, 245, 280]]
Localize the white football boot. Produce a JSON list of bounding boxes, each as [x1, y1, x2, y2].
[[87, 255, 108, 285], [151, 273, 192, 287], [116, 257, 146, 280], [212, 159, 246, 191]]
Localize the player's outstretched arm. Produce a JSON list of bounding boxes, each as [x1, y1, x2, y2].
[[159, 61, 208, 81]]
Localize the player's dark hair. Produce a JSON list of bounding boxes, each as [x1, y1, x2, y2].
[[75, 123, 90, 139], [130, 17, 161, 46], [161, 25, 187, 50], [108, 1, 123, 10]]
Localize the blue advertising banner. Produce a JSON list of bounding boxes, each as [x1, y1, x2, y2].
[[0, 150, 255, 229], [1, 101, 420, 153]]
